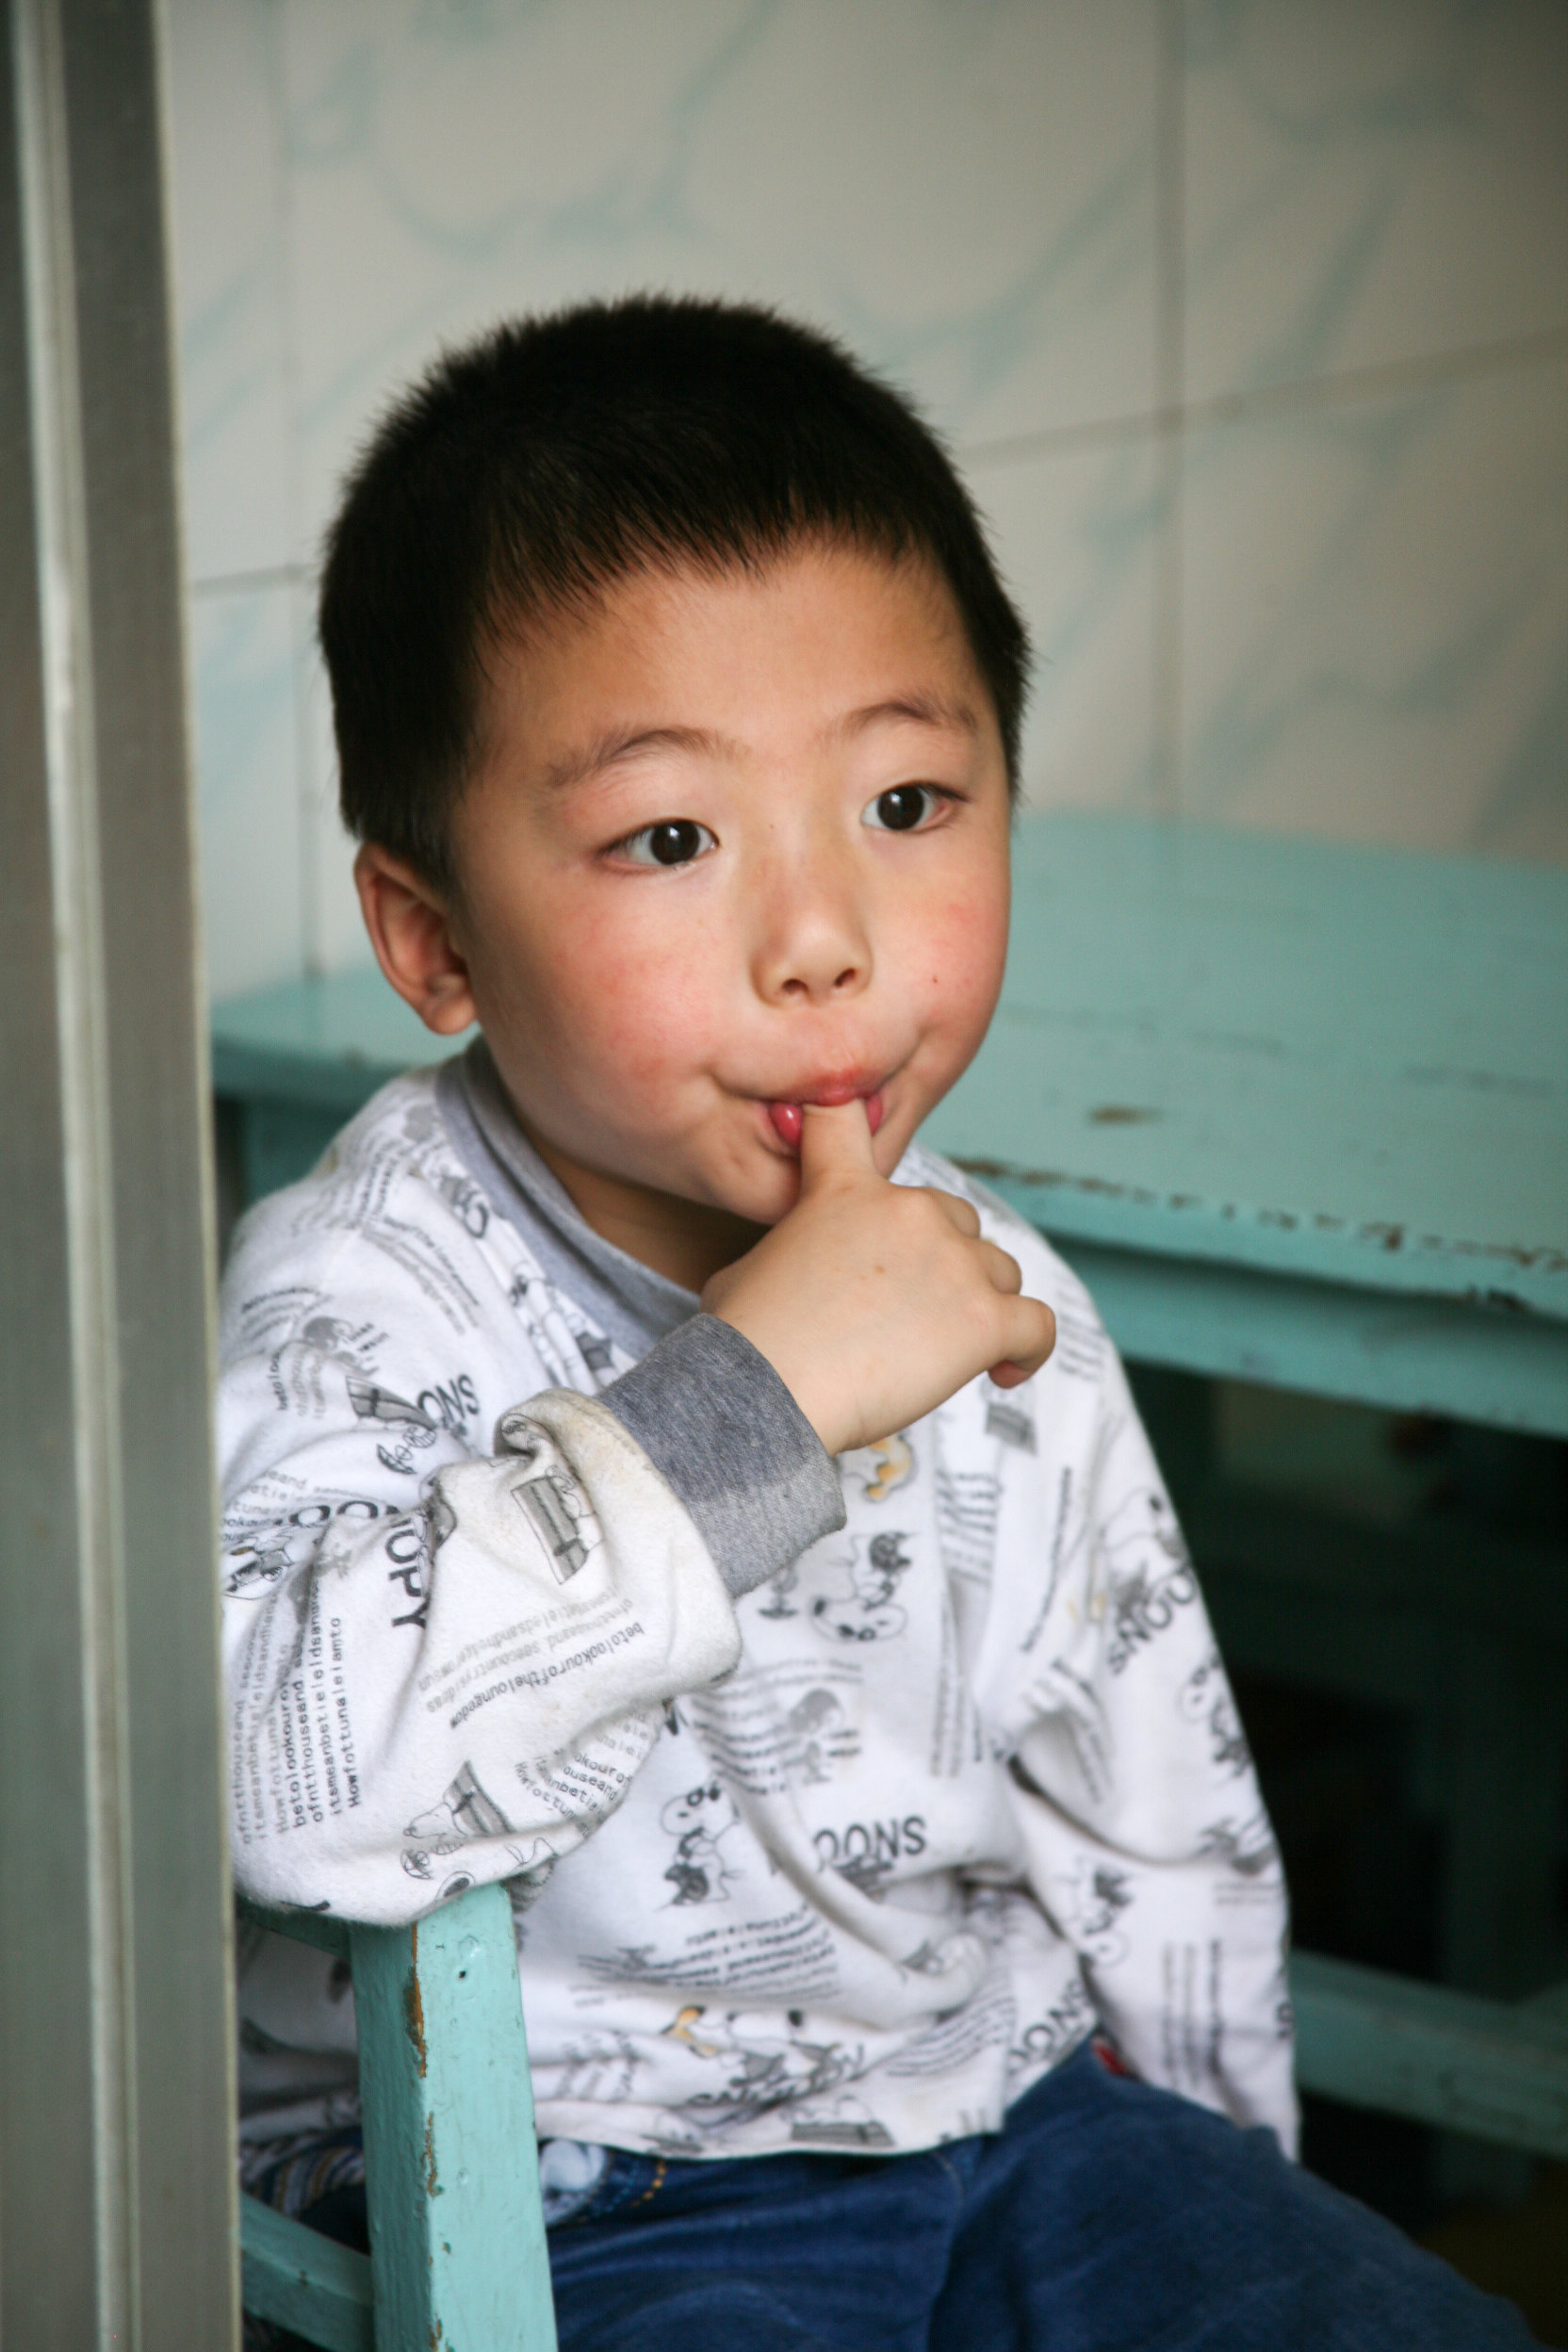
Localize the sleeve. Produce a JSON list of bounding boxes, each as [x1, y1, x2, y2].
[[992, 1340, 1298, 2155], [221, 1238, 841, 1927]]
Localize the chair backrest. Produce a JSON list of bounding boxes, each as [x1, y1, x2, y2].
[[238, 1881, 559, 2351]]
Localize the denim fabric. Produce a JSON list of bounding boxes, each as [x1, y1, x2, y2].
[[544, 2048, 1536, 2351], [273, 2047, 1537, 2350]]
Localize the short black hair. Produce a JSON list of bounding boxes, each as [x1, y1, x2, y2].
[[319, 294, 1029, 888]]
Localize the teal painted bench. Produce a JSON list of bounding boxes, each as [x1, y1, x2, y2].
[[218, 818, 1568, 2262], [238, 1882, 558, 2350], [923, 816, 1568, 1436], [1290, 1955, 1568, 2163]]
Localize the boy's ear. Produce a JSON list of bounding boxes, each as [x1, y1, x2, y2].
[[354, 843, 478, 1036]]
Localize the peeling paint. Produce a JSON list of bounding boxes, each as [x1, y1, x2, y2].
[[404, 1928, 428, 2079], [1403, 1064, 1556, 1100], [955, 1156, 1163, 1211], [951, 1157, 1568, 1285], [423, 2112, 440, 2198]]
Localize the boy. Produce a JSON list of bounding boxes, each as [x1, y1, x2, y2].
[[225, 298, 1530, 2347]]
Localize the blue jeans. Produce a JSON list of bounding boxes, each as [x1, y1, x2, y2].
[[543, 2047, 1535, 2350], [265, 2045, 1537, 2348]]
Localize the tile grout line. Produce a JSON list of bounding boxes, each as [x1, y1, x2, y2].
[[959, 324, 1568, 476], [1152, 0, 1186, 825], [188, 562, 309, 600]]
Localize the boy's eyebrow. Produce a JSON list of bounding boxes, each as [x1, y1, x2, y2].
[[542, 725, 728, 792], [833, 694, 980, 742]]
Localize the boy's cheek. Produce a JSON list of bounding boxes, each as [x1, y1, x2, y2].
[[527, 934, 732, 1118], [907, 886, 1009, 1043], [566, 930, 724, 1075], [492, 884, 714, 1043]]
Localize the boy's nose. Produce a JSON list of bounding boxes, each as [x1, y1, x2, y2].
[[752, 884, 873, 1007]]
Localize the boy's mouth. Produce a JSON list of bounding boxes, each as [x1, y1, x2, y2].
[[765, 1085, 885, 1151]]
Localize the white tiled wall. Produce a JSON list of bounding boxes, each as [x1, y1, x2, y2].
[[166, 0, 1568, 1000], [1182, 1, 1568, 399]]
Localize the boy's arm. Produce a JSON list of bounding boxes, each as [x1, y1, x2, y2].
[[990, 1337, 1298, 2155], [222, 1266, 840, 1927], [223, 1090, 1045, 1928]]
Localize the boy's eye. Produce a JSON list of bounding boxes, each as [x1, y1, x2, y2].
[[862, 784, 944, 833], [616, 818, 716, 868]]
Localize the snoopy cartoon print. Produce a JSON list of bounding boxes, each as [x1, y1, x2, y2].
[[1198, 1807, 1281, 1893], [1050, 1855, 1135, 1969], [809, 1531, 914, 1645], [221, 1493, 389, 1598], [840, 1431, 917, 1506], [660, 1778, 740, 1906], [271, 1312, 380, 1419], [346, 1373, 442, 1478], [1094, 1481, 1197, 1673], [222, 1528, 294, 1599], [1179, 1649, 1251, 1778], [661, 2004, 862, 2133], [401, 1760, 514, 1890]]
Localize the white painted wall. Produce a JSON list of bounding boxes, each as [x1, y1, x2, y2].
[[165, 0, 1568, 1000]]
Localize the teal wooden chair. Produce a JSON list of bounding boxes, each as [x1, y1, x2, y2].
[[238, 1881, 558, 2351]]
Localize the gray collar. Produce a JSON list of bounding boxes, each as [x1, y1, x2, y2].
[[435, 1038, 699, 1361]]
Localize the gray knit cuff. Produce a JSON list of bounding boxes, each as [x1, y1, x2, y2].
[[599, 1316, 844, 1600]]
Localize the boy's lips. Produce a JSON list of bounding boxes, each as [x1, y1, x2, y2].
[[765, 1085, 885, 1151]]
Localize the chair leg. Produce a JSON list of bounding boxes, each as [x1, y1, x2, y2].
[[351, 1882, 559, 2352]]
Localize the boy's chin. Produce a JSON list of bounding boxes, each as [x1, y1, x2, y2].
[[612, 1138, 794, 1231], [699, 1159, 802, 1233]]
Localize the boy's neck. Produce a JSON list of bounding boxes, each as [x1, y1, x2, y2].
[[519, 1117, 766, 1296]]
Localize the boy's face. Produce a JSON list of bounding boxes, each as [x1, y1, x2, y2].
[[368, 544, 1012, 1275]]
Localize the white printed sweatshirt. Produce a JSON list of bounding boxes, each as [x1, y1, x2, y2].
[[224, 1043, 1297, 2163]]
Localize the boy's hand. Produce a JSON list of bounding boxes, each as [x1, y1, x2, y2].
[[702, 1101, 1056, 1459]]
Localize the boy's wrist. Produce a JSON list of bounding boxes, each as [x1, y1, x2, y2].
[[599, 1315, 845, 1597], [701, 1300, 829, 1455]]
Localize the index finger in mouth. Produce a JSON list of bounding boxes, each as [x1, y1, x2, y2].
[[766, 1085, 886, 1152]]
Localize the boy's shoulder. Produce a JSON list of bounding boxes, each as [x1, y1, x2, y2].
[[220, 1063, 498, 1346]]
